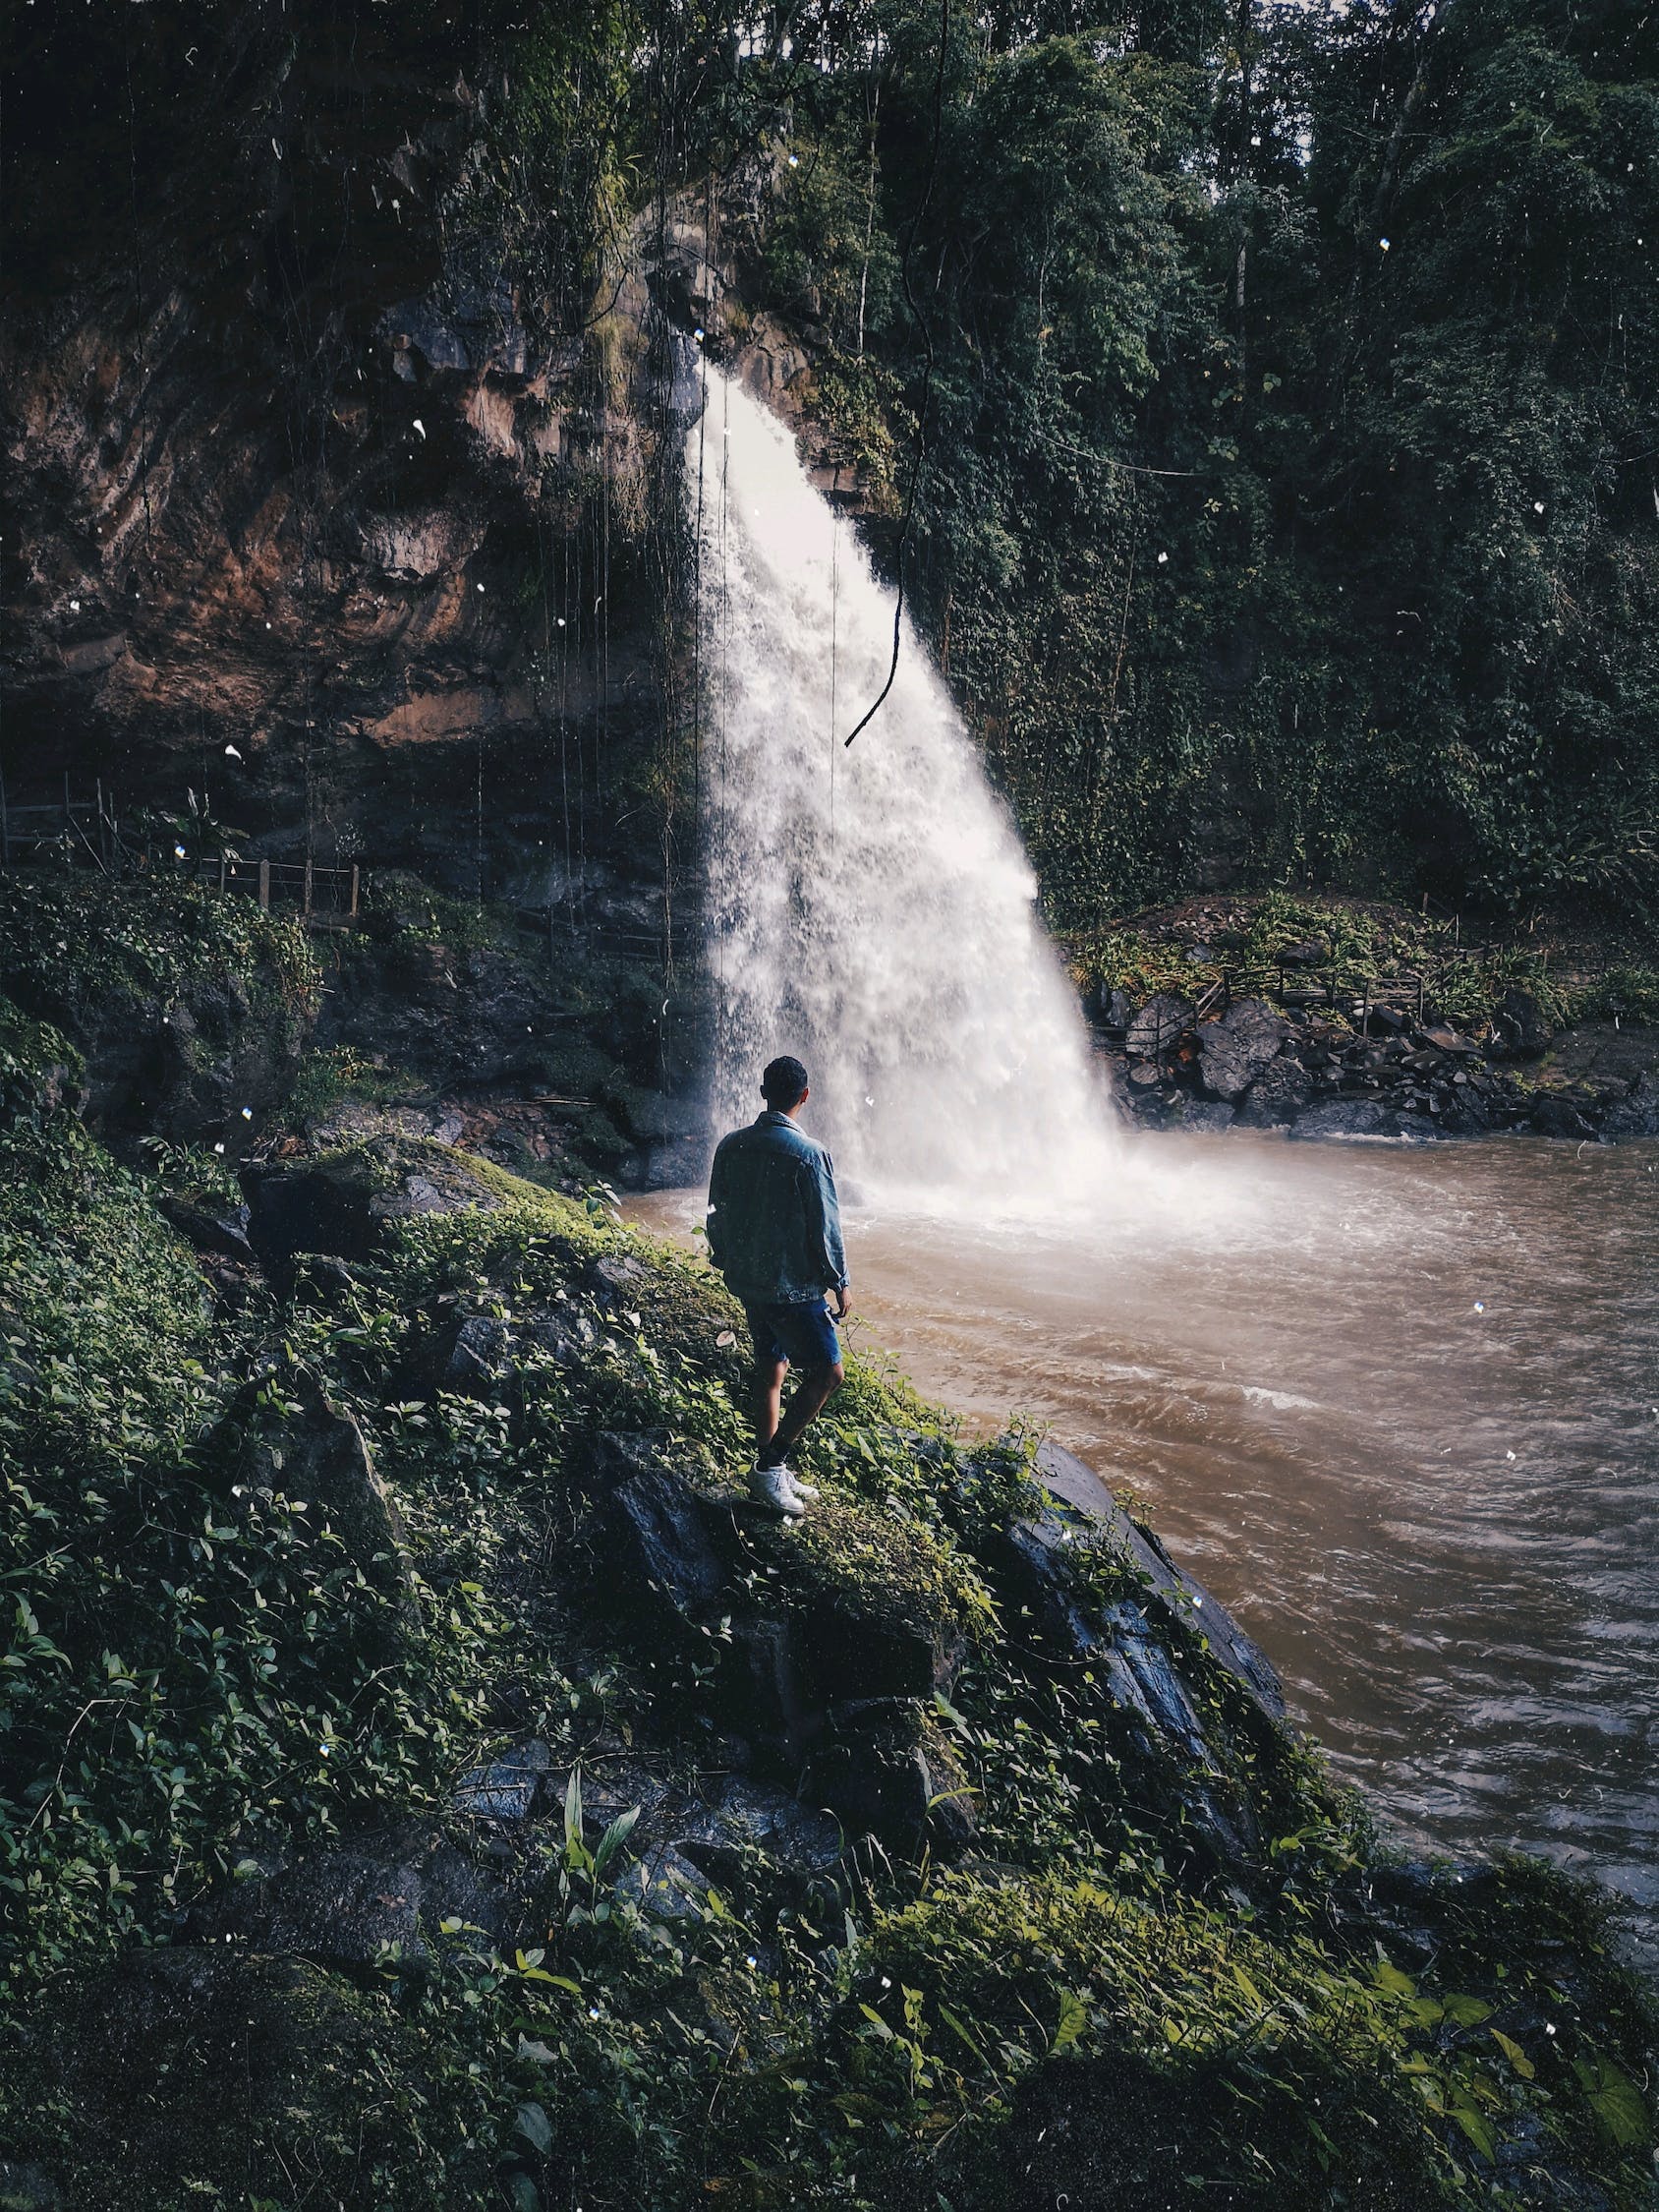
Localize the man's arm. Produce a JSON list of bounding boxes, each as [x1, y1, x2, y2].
[[706, 1140, 729, 1272], [806, 1149, 851, 1316]]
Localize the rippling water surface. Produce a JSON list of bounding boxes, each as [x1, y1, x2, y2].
[[631, 1134, 1659, 1964]]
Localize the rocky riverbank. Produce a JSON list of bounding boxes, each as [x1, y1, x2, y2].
[[1076, 895, 1659, 1145]]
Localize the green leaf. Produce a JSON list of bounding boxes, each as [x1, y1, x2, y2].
[[1440, 1992, 1493, 2027], [1450, 2105, 1496, 2161], [594, 1804, 641, 1878], [1052, 1992, 1089, 2052], [1372, 1958, 1416, 1998], [1573, 2055, 1648, 2147], [515, 2100, 554, 2156], [1490, 2028, 1534, 2079]]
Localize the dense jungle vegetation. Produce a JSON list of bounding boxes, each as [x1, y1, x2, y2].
[[482, 0, 1659, 927]]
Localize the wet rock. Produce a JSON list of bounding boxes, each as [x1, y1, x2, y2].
[[1032, 1442, 1286, 1720], [798, 1596, 964, 1705], [153, 1193, 257, 1263], [1603, 1070, 1659, 1138], [1529, 1092, 1599, 1140], [1171, 1096, 1235, 1134], [453, 1738, 554, 1823], [808, 1704, 975, 1852], [1085, 982, 1135, 1031], [1279, 939, 1325, 968], [1123, 992, 1194, 1060], [1196, 998, 1287, 1101], [1287, 1098, 1441, 1142], [672, 1777, 844, 1880], [603, 1463, 731, 1623], [188, 1828, 509, 1965], [1233, 1055, 1316, 1130], [615, 1841, 711, 1921]]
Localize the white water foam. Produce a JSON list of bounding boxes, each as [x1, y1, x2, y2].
[[690, 368, 1119, 1205]]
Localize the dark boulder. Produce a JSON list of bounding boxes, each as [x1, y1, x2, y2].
[[1529, 1091, 1599, 1140], [1085, 982, 1136, 1032], [1195, 998, 1287, 1101], [188, 1827, 509, 1966], [1171, 1096, 1235, 1134], [1288, 1098, 1442, 1143], [1488, 986, 1553, 1060], [1033, 1441, 1286, 1721], [242, 1135, 507, 1271], [1123, 992, 1194, 1061], [808, 1704, 976, 1853], [1233, 1054, 1317, 1130], [602, 1463, 732, 1623], [1603, 1071, 1659, 1139]]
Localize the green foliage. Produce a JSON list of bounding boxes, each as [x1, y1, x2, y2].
[[0, 1118, 500, 1993], [1070, 892, 1573, 1033], [756, 0, 1659, 925], [0, 870, 319, 1047], [286, 1043, 424, 1126]]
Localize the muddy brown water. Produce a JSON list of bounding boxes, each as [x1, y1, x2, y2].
[[629, 1133, 1659, 1968]]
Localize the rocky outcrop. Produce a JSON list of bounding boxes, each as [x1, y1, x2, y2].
[[1093, 986, 1658, 1143], [240, 1370, 419, 1627]]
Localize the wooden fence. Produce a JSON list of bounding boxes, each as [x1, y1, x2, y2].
[[0, 782, 357, 919]]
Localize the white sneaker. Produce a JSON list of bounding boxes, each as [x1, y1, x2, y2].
[[763, 1458, 818, 1503], [748, 1463, 806, 1518]]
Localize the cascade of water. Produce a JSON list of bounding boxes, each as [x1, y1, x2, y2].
[[691, 369, 1119, 1205]]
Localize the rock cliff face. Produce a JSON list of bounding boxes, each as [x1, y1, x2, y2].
[[1, 8, 700, 916]]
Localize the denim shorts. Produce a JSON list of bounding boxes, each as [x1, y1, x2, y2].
[[744, 1297, 841, 1371]]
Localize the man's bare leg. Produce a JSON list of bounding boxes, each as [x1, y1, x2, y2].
[[753, 1356, 788, 1462], [765, 1360, 844, 1468]]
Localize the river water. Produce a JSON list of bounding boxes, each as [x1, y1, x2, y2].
[[630, 1134, 1659, 1964]]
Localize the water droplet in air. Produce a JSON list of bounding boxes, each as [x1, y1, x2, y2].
[[1157, 552, 1169, 563], [413, 418, 426, 438], [1533, 501, 1545, 514], [1506, 1449, 1516, 1461], [1379, 236, 1391, 250], [241, 1107, 253, 1120], [174, 843, 187, 858], [1474, 1301, 1485, 1312], [788, 153, 799, 167], [224, 742, 242, 759], [70, 598, 81, 611]]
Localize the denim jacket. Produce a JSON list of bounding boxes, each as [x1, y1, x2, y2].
[[707, 1110, 847, 1307]]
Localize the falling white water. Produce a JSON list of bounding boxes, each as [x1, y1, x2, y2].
[[690, 368, 1119, 1204]]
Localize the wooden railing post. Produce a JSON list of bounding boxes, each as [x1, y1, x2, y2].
[[349, 863, 360, 918], [303, 857, 314, 915], [258, 859, 270, 909]]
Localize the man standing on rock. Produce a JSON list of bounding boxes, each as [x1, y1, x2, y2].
[[706, 1055, 850, 1518]]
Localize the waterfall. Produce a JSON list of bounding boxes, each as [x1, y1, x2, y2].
[[690, 368, 1118, 1205]]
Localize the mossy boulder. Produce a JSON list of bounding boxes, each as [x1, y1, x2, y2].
[[0, 874, 318, 1140], [242, 1133, 587, 1272]]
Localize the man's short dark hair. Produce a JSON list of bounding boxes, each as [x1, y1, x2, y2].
[[761, 1055, 809, 1108]]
